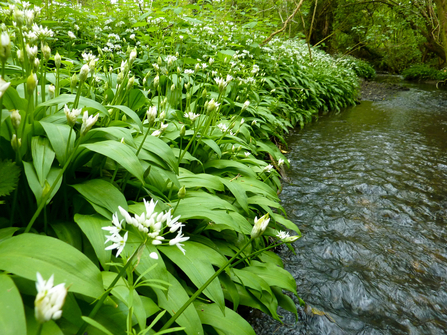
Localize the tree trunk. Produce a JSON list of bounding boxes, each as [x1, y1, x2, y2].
[[435, 0, 447, 64]]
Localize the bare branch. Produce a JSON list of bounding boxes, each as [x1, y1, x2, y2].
[[261, 0, 306, 45]]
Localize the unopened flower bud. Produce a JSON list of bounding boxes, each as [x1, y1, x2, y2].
[[48, 84, 55, 98], [171, 83, 175, 91], [178, 185, 186, 199], [146, 106, 157, 125], [127, 76, 135, 90], [116, 71, 124, 85], [27, 72, 38, 94], [41, 43, 50, 62], [129, 48, 137, 64], [122, 114, 127, 122], [153, 75, 159, 88], [159, 111, 166, 121], [11, 110, 21, 129], [194, 63, 200, 72], [202, 89, 207, 99], [54, 52, 61, 69], [33, 57, 40, 71], [0, 31, 11, 63], [79, 64, 89, 82], [157, 56, 162, 66], [70, 73, 78, 91], [180, 125, 186, 137], [10, 134, 21, 151], [17, 49, 23, 63]]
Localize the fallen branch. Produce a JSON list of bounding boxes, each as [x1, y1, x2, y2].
[[261, 0, 306, 45]]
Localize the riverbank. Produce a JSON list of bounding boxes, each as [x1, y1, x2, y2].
[[359, 78, 409, 101]]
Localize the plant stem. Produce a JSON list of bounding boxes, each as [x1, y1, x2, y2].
[[75, 242, 145, 335], [160, 237, 254, 331]]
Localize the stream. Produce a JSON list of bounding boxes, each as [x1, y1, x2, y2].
[[250, 76, 447, 334]]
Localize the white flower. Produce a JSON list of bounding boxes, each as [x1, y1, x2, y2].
[[263, 164, 274, 173], [278, 158, 284, 167], [105, 231, 128, 257], [184, 111, 200, 122], [149, 252, 158, 259], [169, 229, 189, 255], [207, 98, 220, 112], [184, 69, 194, 75], [64, 104, 82, 127], [80, 111, 99, 136], [129, 33, 135, 40], [242, 100, 250, 110], [79, 63, 90, 82], [68, 31, 76, 39], [35, 273, 67, 323], [244, 152, 250, 157], [251, 213, 270, 239], [0, 76, 10, 98], [102, 212, 123, 243], [276, 230, 299, 242], [146, 106, 157, 123]]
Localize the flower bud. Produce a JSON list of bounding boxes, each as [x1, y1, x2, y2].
[[17, 49, 23, 63], [27, 72, 38, 94], [0, 76, 10, 98], [157, 56, 162, 66], [153, 75, 159, 88], [146, 106, 157, 125], [116, 71, 124, 85], [41, 43, 51, 62], [122, 115, 127, 122], [70, 73, 78, 91], [33, 58, 40, 71], [178, 185, 186, 199], [54, 52, 61, 69], [194, 63, 200, 72], [11, 110, 21, 129], [127, 75, 135, 90], [0, 31, 11, 63], [159, 111, 166, 121], [26, 44, 38, 62], [242, 100, 250, 110], [180, 125, 186, 137], [80, 111, 99, 136], [171, 83, 175, 91], [129, 48, 137, 65], [250, 213, 270, 239], [88, 59, 96, 72], [207, 98, 220, 113], [201, 89, 207, 99], [79, 64, 89, 82], [48, 84, 55, 98], [11, 134, 21, 151]]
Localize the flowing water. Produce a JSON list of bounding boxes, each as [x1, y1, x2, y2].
[[250, 76, 447, 335]]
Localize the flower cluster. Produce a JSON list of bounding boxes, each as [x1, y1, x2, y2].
[[103, 199, 190, 255]]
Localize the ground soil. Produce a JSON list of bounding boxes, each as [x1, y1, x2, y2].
[[358, 79, 409, 101]]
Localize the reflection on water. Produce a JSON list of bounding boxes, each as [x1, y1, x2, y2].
[[251, 78, 447, 334]]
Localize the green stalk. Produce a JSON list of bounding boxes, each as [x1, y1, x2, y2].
[[160, 238, 254, 331], [75, 242, 145, 335], [0, 62, 5, 133]]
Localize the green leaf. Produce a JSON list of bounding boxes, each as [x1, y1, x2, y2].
[[127, 89, 147, 111], [81, 141, 144, 183], [220, 177, 249, 214], [159, 242, 226, 311], [81, 316, 114, 335], [37, 94, 108, 116], [0, 274, 26, 335], [23, 162, 62, 205], [194, 302, 256, 335], [271, 213, 301, 234], [0, 160, 20, 197], [107, 105, 143, 132], [74, 214, 112, 269], [0, 228, 19, 243], [154, 273, 204, 335], [271, 287, 298, 321], [2, 86, 27, 111], [31, 136, 55, 186], [204, 160, 256, 178], [0, 234, 103, 298], [218, 272, 239, 311], [40, 122, 75, 166], [202, 138, 222, 158], [178, 172, 224, 192], [71, 179, 127, 218], [244, 261, 297, 295], [135, 135, 179, 174], [51, 221, 83, 251]]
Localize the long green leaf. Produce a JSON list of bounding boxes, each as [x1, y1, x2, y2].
[[194, 302, 256, 335], [107, 104, 143, 132], [0, 274, 26, 335], [40, 122, 75, 166], [135, 135, 179, 174], [0, 234, 103, 298], [81, 140, 144, 183], [159, 242, 226, 312]]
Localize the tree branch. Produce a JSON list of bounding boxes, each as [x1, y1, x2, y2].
[[261, 0, 306, 45]]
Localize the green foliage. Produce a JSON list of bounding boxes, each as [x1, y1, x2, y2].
[[336, 56, 376, 79], [402, 64, 447, 81], [0, 0, 360, 334], [0, 160, 20, 197]]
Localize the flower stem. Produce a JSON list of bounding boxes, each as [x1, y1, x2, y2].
[[75, 242, 145, 335], [160, 238, 254, 331]]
